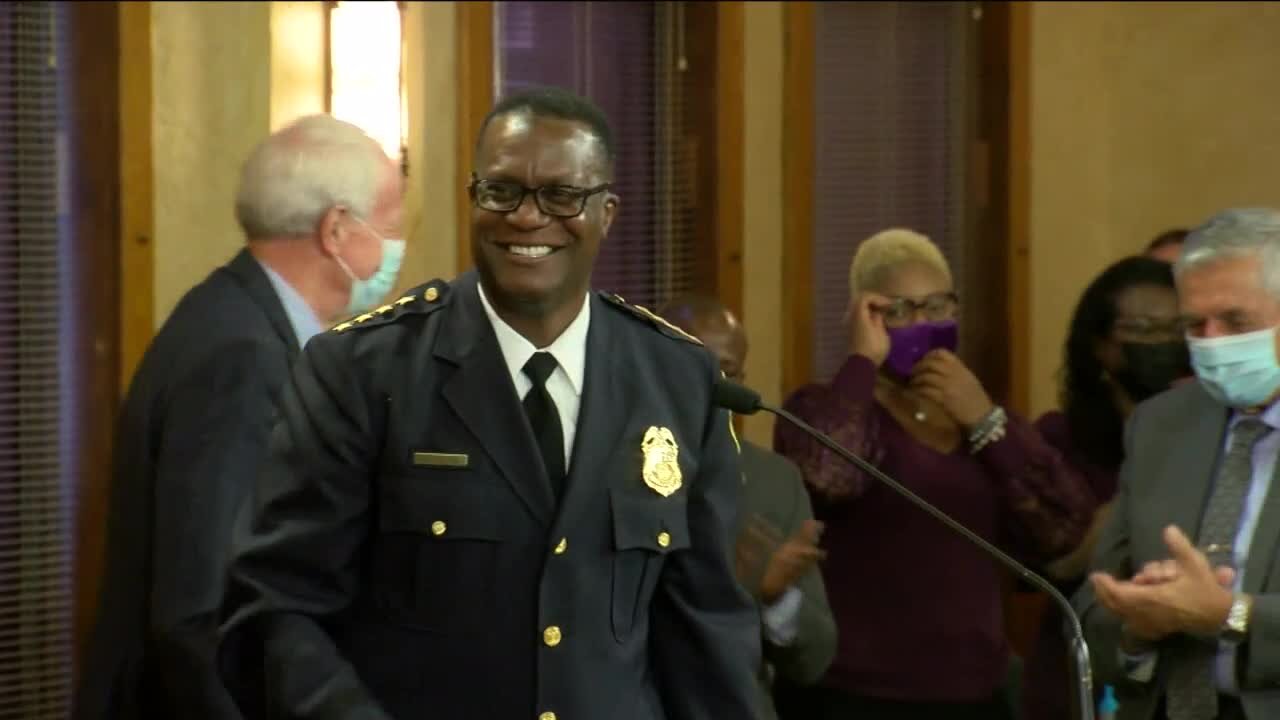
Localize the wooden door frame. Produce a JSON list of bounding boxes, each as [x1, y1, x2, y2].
[[780, 1, 815, 399], [66, 0, 127, 667], [455, 1, 494, 276]]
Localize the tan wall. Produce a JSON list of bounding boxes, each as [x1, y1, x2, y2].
[[150, 1, 272, 327], [740, 2, 785, 448], [1026, 0, 1280, 415]]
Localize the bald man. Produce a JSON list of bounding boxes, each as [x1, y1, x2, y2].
[[660, 295, 837, 720]]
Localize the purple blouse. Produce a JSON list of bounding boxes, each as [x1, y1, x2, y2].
[[773, 355, 1095, 703]]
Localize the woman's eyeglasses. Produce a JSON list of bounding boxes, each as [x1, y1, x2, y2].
[[874, 292, 960, 327]]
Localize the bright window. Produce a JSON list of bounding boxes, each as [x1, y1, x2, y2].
[[328, 1, 405, 165]]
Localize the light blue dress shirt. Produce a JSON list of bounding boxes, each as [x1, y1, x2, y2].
[[257, 260, 325, 349]]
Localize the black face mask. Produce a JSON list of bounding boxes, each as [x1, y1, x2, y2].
[[1114, 341, 1192, 402]]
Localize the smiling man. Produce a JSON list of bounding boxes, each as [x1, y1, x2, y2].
[[218, 87, 761, 720]]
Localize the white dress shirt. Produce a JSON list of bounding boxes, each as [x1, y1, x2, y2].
[[476, 283, 590, 469]]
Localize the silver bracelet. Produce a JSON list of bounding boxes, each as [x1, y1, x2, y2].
[[969, 406, 1008, 454]]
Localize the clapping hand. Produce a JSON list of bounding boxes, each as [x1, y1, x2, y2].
[[1089, 525, 1236, 642], [735, 515, 826, 604]]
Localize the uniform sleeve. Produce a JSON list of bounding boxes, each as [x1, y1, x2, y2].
[[218, 334, 392, 720], [148, 338, 287, 718], [650, 359, 763, 720]]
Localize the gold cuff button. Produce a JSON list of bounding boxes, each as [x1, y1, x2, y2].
[[543, 625, 562, 647], [424, 287, 439, 302], [656, 531, 671, 548], [430, 520, 447, 536], [539, 713, 557, 720], [553, 537, 567, 555]]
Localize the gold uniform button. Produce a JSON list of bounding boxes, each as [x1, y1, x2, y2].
[[424, 287, 439, 302], [539, 713, 557, 720], [543, 625, 562, 647], [553, 537, 567, 555], [430, 520, 447, 536], [657, 531, 671, 548]]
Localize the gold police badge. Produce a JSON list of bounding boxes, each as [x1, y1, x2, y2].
[[641, 426, 682, 497]]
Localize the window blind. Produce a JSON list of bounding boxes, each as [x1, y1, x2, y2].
[[0, 1, 73, 716], [810, 1, 969, 382], [494, 1, 697, 310]]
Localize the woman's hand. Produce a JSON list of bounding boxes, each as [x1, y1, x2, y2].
[[909, 349, 995, 429], [847, 292, 893, 367]]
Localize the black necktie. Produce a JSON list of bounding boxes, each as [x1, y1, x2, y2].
[[522, 352, 565, 502]]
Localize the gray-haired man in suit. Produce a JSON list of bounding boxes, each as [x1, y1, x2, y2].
[[661, 295, 838, 719], [1077, 208, 1280, 720]]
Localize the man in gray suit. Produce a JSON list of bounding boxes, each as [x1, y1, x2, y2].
[[661, 295, 837, 719], [1077, 208, 1280, 720]]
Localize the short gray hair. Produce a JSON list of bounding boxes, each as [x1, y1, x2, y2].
[[235, 114, 388, 239], [1175, 208, 1280, 296]]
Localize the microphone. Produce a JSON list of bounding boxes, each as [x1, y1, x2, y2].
[[715, 379, 1096, 720]]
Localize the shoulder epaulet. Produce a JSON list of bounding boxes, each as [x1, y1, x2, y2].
[[329, 279, 451, 333], [600, 292, 703, 346]]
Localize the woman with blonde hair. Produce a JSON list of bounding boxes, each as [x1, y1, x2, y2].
[[773, 228, 1094, 720]]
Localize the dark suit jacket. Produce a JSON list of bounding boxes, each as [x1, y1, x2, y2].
[[1075, 381, 1280, 720], [218, 272, 762, 720], [735, 441, 837, 720], [74, 249, 297, 720]]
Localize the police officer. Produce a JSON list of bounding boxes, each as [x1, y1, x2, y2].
[[218, 86, 761, 720]]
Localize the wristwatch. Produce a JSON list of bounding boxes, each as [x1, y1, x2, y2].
[[1220, 593, 1254, 645]]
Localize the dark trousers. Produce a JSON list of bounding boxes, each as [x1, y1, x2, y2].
[[778, 685, 1014, 720]]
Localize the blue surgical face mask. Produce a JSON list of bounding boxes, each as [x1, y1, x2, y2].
[[335, 222, 405, 315], [1187, 326, 1280, 408]]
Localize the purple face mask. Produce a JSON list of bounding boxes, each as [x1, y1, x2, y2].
[[884, 320, 959, 377]]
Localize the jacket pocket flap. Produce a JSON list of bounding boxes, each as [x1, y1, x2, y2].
[[610, 488, 690, 554]]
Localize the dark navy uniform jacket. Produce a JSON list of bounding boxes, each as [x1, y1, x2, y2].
[[218, 271, 762, 720]]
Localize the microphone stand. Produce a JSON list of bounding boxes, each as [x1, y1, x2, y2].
[[762, 401, 1096, 720]]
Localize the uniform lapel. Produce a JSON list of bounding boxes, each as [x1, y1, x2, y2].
[[556, 294, 631, 521], [434, 275, 556, 526]]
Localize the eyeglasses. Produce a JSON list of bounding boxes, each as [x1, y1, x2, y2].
[[875, 292, 960, 327], [468, 174, 612, 218]]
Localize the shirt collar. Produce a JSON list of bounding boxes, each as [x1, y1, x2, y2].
[[476, 282, 590, 396], [256, 259, 325, 349]]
